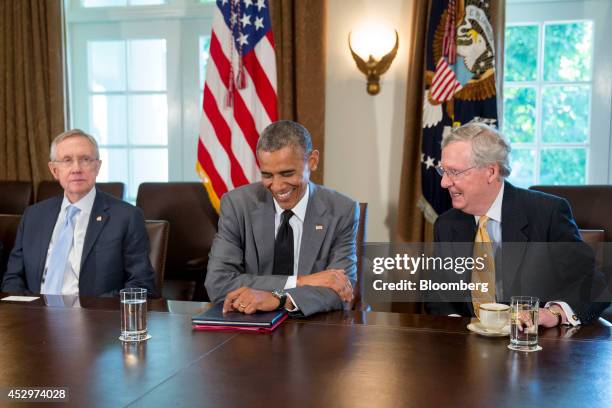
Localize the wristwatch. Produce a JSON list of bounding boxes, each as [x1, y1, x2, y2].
[[547, 306, 563, 326], [271, 289, 288, 310]]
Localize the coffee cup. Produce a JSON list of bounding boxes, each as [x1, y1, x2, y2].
[[478, 303, 510, 331]]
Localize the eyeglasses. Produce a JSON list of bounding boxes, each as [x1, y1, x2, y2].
[[53, 156, 99, 168], [435, 165, 476, 179]]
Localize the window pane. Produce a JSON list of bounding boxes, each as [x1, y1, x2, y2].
[[542, 85, 590, 143], [508, 148, 536, 188], [128, 94, 168, 145], [91, 95, 127, 145], [128, 39, 166, 91], [504, 25, 538, 82], [82, 0, 126, 7], [130, 149, 168, 199], [98, 148, 128, 186], [88, 41, 126, 91], [199, 35, 212, 90], [503, 86, 536, 143], [540, 148, 586, 185], [129, 0, 165, 5], [543, 22, 593, 82]]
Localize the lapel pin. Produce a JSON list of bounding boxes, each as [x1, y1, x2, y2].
[[315, 225, 324, 230], [96, 216, 102, 222]]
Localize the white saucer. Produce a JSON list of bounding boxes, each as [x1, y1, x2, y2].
[[467, 322, 510, 337]]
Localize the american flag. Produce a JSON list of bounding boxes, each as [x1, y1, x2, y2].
[[197, 0, 278, 212]]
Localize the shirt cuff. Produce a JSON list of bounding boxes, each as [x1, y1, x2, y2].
[[284, 276, 297, 290], [285, 292, 299, 312], [545, 301, 581, 326]]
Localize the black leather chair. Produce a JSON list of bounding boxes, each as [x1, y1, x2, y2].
[[136, 183, 218, 301], [145, 220, 170, 299], [351, 203, 369, 311], [0, 214, 21, 284], [0, 181, 33, 214]]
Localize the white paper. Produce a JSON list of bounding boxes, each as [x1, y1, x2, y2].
[[1, 296, 40, 302]]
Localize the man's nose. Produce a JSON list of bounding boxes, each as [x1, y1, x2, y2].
[[440, 172, 453, 189]]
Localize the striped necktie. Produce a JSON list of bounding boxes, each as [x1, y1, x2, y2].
[[471, 215, 496, 316], [41, 205, 81, 295]]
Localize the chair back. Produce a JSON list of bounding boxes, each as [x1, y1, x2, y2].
[[351, 203, 368, 311], [0, 214, 22, 282], [145, 220, 169, 298], [0, 181, 33, 214], [37, 181, 125, 202], [136, 183, 218, 300]]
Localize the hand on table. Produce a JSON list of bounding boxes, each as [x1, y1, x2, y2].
[[297, 269, 353, 302], [223, 287, 283, 314]]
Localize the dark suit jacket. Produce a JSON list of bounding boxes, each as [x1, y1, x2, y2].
[[205, 182, 358, 317], [1, 190, 157, 297], [426, 182, 608, 323]]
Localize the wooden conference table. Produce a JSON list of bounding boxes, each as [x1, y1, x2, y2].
[[0, 294, 611, 407]]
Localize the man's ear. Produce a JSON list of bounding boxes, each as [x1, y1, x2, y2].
[[48, 162, 60, 180], [308, 150, 320, 172], [487, 164, 500, 183]]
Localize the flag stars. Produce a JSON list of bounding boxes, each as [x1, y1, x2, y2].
[[423, 155, 436, 169], [256, 0, 266, 11], [241, 14, 251, 27], [243, 0, 253, 7], [254, 16, 264, 30], [238, 33, 249, 46]]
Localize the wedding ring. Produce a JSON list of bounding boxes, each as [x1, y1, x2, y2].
[[239, 303, 246, 310]]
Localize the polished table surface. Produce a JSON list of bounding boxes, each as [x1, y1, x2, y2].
[[1, 293, 611, 407]]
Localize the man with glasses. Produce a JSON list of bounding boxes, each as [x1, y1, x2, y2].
[[426, 122, 608, 326], [2, 129, 157, 297]]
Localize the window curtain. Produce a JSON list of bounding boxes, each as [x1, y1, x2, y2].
[[269, 0, 327, 184], [0, 0, 66, 186]]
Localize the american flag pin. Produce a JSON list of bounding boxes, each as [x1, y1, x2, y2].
[[96, 216, 102, 222], [315, 225, 323, 230]]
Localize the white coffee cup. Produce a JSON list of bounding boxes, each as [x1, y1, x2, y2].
[[478, 303, 510, 331]]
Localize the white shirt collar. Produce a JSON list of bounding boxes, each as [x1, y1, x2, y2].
[[273, 183, 309, 222], [475, 182, 504, 225], [61, 187, 97, 215]]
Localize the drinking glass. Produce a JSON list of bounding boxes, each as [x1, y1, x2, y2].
[[509, 296, 541, 352], [120, 288, 150, 342]]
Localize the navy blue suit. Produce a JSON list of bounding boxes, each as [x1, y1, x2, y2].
[[426, 182, 609, 323], [1, 191, 157, 297]]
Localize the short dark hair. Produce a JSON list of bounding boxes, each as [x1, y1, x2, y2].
[[256, 120, 313, 157]]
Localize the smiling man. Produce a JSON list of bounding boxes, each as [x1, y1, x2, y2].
[[426, 122, 608, 326], [2, 129, 156, 297], [205, 120, 358, 317]]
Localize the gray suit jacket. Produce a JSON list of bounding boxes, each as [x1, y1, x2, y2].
[[205, 182, 358, 316]]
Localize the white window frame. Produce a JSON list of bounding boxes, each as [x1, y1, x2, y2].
[[505, 0, 612, 185], [65, 0, 214, 200]]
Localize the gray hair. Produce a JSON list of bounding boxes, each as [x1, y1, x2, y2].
[[441, 122, 512, 178], [50, 129, 100, 161], [256, 120, 313, 158]]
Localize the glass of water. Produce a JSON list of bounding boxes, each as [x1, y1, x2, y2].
[[120, 288, 150, 342], [509, 296, 541, 352]]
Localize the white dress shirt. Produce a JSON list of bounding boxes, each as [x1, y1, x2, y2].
[[475, 183, 580, 326], [42, 187, 96, 295]]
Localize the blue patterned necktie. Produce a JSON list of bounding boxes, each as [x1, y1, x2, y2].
[[41, 205, 81, 295]]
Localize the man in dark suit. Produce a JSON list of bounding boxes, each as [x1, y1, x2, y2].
[[205, 121, 358, 317], [2, 129, 156, 297], [426, 122, 607, 326]]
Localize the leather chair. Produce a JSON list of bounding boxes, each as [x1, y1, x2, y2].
[[0, 214, 21, 283], [0, 181, 33, 214], [145, 220, 169, 299], [37, 181, 125, 202], [351, 203, 369, 311], [530, 186, 612, 321], [136, 183, 218, 301]]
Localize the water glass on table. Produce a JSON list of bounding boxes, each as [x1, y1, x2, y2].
[[120, 288, 151, 342], [509, 296, 541, 352]]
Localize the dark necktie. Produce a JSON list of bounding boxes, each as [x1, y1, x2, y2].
[[273, 210, 294, 275]]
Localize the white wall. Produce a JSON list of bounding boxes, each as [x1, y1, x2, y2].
[[325, 0, 414, 242]]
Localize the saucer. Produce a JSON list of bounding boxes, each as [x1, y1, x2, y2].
[[467, 322, 510, 337]]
